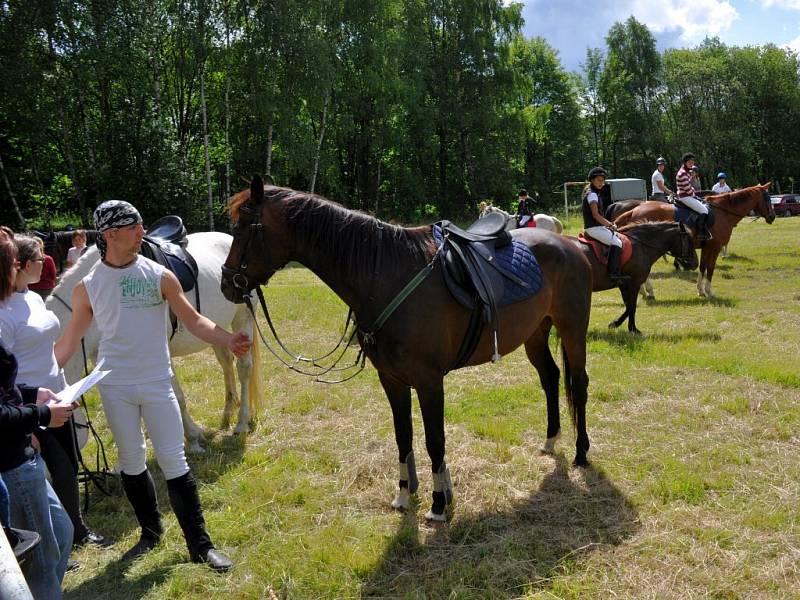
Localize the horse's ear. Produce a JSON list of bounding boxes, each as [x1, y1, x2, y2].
[[250, 175, 264, 204]]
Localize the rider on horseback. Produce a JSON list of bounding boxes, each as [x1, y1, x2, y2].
[[516, 189, 535, 227], [582, 167, 628, 284], [675, 152, 712, 240]]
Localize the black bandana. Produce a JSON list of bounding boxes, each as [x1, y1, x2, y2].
[[93, 200, 142, 259]]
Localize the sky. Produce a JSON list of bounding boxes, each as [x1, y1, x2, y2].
[[515, 0, 800, 72]]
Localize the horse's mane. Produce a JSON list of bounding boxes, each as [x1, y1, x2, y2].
[[230, 186, 435, 280], [49, 245, 101, 296], [706, 185, 762, 208]]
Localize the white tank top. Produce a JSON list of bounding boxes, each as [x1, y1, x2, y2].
[[83, 256, 173, 385]]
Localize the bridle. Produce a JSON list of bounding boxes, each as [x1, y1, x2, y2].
[[221, 202, 365, 384], [708, 187, 774, 221], [623, 223, 696, 266], [220, 202, 271, 296]]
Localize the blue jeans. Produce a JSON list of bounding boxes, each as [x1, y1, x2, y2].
[[0, 476, 9, 526], [2, 453, 73, 600]]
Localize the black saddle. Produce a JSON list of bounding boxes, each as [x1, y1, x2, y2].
[[3, 525, 40, 573], [145, 215, 188, 246], [438, 214, 529, 368], [140, 216, 200, 338]]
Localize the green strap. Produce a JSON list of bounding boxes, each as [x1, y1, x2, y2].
[[364, 258, 437, 339]]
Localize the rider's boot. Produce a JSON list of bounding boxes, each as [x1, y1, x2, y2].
[[607, 245, 630, 285], [697, 213, 712, 240], [120, 469, 163, 561]]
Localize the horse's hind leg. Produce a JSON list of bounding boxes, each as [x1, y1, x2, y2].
[[212, 345, 240, 431], [173, 373, 205, 454], [379, 371, 417, 512], [561, 334, 590, 466], [639, 277, 655, 301], [524, 318, 561, 454]]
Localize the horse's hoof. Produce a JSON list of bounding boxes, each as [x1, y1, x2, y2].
[[233, 423, 250, 435], [630, 329, 643, 336], [646, 295, 655, 301], [186, 442, 205, 455], [573, 456, 589, 468], [539, 432, 561, 454], [424, 509, 447, 523], [607, 321, 619, 329], [391, 489, 411, 511]]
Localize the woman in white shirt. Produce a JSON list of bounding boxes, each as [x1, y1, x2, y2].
[[0, 235, 113, 551]]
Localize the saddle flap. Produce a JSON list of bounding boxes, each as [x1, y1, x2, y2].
[[577, 233, 633, 267], [139, 238, 198, 293]]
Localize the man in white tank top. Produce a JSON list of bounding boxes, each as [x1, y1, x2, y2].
[[55, 200, 250, 572]]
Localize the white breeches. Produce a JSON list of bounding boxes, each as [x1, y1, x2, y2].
[[99, 379, 190, 480], [678, 195, 708, 214], [584, 226, 623, 248]]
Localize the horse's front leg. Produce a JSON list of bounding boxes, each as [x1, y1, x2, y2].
[[640, 277, 655, 301], [622, 284, 642, 335], [212, 345, 240, 431], [704, 251, 720, 298], [417, 380, 452, 522], [234, 345, 254, 433], [379, 372, 417, 512], [173, 373, 205, 454]]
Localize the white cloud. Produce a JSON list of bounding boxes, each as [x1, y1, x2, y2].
[[762, 0, 800, 10], [784, 34, 800, 52], [629, 0, 739, 40]]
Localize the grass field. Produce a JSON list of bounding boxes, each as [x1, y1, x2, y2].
[[64, 215, 800, 599]]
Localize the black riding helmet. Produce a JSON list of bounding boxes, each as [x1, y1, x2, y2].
[[682, 152, 696, 164], [587, 166, 607, 181]]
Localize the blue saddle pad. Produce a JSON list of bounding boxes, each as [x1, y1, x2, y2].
[[433, 225, 543, 308]]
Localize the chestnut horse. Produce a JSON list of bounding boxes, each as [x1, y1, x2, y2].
[[572, 221, 697, 334], [614, 185, 775, 298], [221, 177, 594, 522]]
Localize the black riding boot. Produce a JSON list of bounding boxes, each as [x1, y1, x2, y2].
[[120, 469, 163, 561], [697, 213, 712, 240], [166, 471, 232, 572], [607, 245, 629, 284]]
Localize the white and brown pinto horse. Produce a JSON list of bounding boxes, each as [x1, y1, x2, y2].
[[614, 185, 775, 298], [47, 232, 264, 453]]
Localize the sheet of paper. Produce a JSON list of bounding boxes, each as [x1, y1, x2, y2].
[[57, 361, 110, 404]]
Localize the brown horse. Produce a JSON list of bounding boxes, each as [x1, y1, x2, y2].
[[614, 185, 775, 298], [221, 177, 594, 522], [604, 199, 646, 222], [571, 221, 697, 334]]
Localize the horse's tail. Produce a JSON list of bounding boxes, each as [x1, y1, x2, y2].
[[247, 318, 265, 417], [562, 341, 576, 430]]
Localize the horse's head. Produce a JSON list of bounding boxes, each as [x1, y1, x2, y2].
[[221, 175, 290, 303], [757, 184, 776, 224], [672, 222, 699, 270]]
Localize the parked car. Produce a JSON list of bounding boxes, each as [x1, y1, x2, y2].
[[770, 194, 800, 217]]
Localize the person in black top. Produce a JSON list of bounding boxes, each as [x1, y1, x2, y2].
[[1, 226, 77, 599], [516, 188, 536, 227], [581, 167, 628, 283]]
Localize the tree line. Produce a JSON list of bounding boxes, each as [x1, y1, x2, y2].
[[2, 2, 799, 230]]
